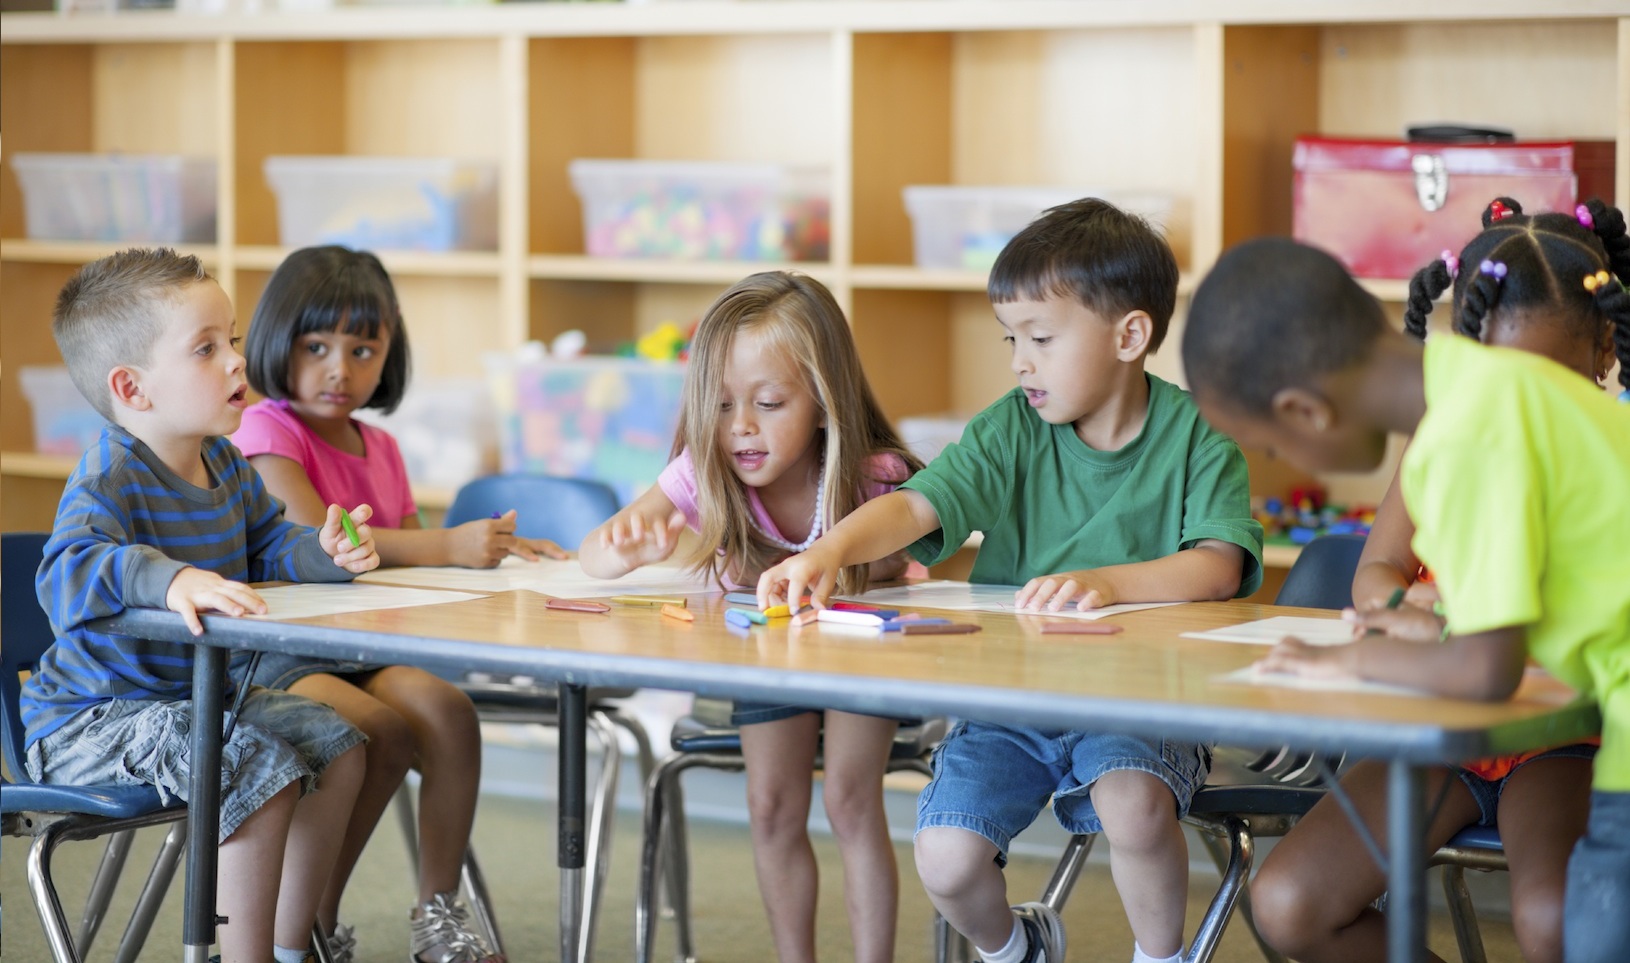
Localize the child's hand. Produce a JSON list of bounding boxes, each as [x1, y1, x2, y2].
[[758, 544, 844, 611], [165, 567, 268, 636], [1255, 636, 1361, 680], [448, 511, 570, 568], [1014, 569, 1116, 611], [1342, 605, 1445, 645], [320, 503, 380, 574], [599, 507, 687, 570]]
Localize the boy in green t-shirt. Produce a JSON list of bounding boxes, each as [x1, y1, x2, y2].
[[758, 199, 1264, 963], [1180, 236, 1630, 963]]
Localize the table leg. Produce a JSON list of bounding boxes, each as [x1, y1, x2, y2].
[[184, 644, 226, 963], [1386, 758, 1426, 962], [559, 683, 586, 963]]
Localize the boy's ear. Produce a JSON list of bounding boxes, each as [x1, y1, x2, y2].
[[108, 365, 152, 413], [1114, 310, 1153, 361], [1269, 386, 1335, 435]]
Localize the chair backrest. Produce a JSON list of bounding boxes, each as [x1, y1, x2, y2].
[[1273, 533, 1367, 610], [444, 473, 621, 548], [3, 532, 54, 782]]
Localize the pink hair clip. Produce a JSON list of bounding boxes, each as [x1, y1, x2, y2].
[[1576, 204, 1595, 230], [1440, 249, 1459, 278], [1479, 259, 1507, 280], [1489, 200, 1516, 222]]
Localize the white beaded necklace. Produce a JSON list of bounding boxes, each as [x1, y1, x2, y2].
[[750, 462, 827, 553]]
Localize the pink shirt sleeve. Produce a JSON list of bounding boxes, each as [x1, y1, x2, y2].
[[656, 448, 703, 531]]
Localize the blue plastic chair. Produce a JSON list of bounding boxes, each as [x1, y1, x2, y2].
[[393, 473, 642, 963], [2, 532, 190, 963], [1272, 532, 1368, 610]]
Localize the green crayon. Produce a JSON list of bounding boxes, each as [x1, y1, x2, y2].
[[340, 510, 361, 548]]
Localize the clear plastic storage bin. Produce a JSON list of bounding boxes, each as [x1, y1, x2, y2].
[[902, 185, 1175, 270], [264, 156, 499, 251], [10, 153, 217, 243], [20, 366, 107, 456], [489, 354, 687, 506], [568, 159, 829, 261]]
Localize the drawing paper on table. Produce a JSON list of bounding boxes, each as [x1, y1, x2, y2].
[[842, 580, 1181, 620], [1181, 616, 1357, 647], [358, 557, 713, 597], [1213, 665, 1427, 698], [245, 583, 485, 620]]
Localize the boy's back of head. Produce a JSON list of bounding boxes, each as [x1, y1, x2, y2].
[[53, 247, 210, 421], [989, 197, 1179, 352], [1182, 238, 1387, 413]]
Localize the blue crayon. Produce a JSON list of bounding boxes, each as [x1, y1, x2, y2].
[[723, 592, 759, 606], [724, 609, 755, 629], [726, 607, 769, 625], [880, 617, 953, 632]]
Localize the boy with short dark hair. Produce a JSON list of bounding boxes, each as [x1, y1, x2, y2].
[[1180, 236, 1630, 963], [759, 200, 1264, 963], [22, 247, 382, 963]]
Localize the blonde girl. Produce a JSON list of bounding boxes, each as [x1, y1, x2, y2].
[[580, 271, 923, 963]]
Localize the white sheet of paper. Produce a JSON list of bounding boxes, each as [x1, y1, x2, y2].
[[841, 580, 1181, 620], [1212, 665, 1427, 698], [357, 557, 714, 598], [244, 583, 485, 621], [1181, 616, 1358, 647]]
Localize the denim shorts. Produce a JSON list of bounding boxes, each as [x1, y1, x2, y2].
[[26, 687, 365, 842], [235, 651, 382, 691], [1565, 789, 1630, 962], [1454, 743, 1599, 827], [916, 720, 1212, 862], [728, 700, 917, 727]]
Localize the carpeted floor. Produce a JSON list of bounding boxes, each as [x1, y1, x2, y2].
[[2, 776, 1525, 962]]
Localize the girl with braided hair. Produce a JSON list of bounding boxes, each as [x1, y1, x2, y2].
[[1248, 196, 1629, 963]]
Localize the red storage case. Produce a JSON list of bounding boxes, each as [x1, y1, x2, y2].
[[1292, 137, 1616, 279]]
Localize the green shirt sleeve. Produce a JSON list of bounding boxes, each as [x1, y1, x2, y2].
[[899, 394, 1020, 567], [1178, 434, 1264, 598]]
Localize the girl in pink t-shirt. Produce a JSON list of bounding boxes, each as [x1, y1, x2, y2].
[[235, 246, 560, 963], [579, 271, 923, 963]]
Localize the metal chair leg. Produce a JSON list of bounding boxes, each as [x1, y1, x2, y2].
[[577, 712, 622, 963], [75, 829, 135, 955], [1185, 816, 1254, 963], [1039, 833, 1097, 912], [1195, 829, 1290, 963], [635, 756, 676, 963], [111, 819, 188, 963], [933, 911, 977, 963], [461, 846, 504, 955], [25, 818, 83, 963], [1441, 864, 1489, 963], [394, 781, 420, 875]]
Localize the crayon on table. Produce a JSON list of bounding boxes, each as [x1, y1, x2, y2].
[[830, 602, 898, 617], [725, 607, 768, 625], [724, 609, 757, 629], [790, 609, 821, 627], [545, 598, 611, 614], [612, 595, 686, 607], [898, 622, 981, 635], [661, 603, 695, 623], [723, 592, 759, 605], [1039, 622, 1124, 635], [880, 617, 952, 631], [339, 510, 361, 548], [815, 609, 886, 627]]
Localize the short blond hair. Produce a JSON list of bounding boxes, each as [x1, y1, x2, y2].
[[52, 248, 210, 419]]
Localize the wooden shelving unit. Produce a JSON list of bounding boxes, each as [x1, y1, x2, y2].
[[5, 2, 1627, 561]]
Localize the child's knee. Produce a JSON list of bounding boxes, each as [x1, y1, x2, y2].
[[745, 782, 810, 836], [355, 707, 415, 777], [914, 827, 994, 898], [820, 774, 882, 836], [1091, 773, 1179, 849], [1510, 886, 1564, 962], [1248, 861, 1324, 954]]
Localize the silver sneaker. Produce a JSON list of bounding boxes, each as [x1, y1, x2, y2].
[[326, 922, 358, 963], [1012, 901, 1067, 963], [409, 892, 503, 963]]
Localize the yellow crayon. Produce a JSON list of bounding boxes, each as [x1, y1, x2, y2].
[[611, 595, 686, 607]]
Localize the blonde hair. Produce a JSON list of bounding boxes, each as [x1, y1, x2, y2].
[[674, 272, 923, 593], [52, 248, 211, 420]]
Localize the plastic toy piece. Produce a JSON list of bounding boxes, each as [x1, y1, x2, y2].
[[1038, 622, 1124, 635]]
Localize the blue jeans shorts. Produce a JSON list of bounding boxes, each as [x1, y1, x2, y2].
[[915, 720, 1212, 863], [235, 651, 381, 691], [26, 687, 365, 841], [1565, 789, 1630, 963], [729, 700, 917, 728], [1453, 743, 1598, 827]]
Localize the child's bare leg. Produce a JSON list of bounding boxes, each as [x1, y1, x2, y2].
[[275, 742, 366, 951], [914, 827, 1012, 950], [290, 673, 416, 929], [819, 711, 900, 963], [217, 780, 300, 963], [364, 667, 483, 901], [1089, 770, 1190, 957], [1496, 755, 1591, 963], [1250, 760, 1478, 963], [739, 712, 822, 963]]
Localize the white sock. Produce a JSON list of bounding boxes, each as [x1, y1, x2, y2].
[[272, 945, 309, 963], [979, 914, 1028, 963], [1131, 943, 1182, 963]]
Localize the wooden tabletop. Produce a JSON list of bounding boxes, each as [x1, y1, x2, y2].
[[98, 587, 1599, 764]]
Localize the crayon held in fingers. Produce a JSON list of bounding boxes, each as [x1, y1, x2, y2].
[[1385, 587, 1406, 610], [339, 510, 361, 548], [545, 598, 611, 614], [661, 604, 695, 622], [1039, 622, 1124, 635], [898, 622, 980, 635]]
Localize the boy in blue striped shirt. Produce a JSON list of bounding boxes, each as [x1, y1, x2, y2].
[[20, 248, 380, 963]]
